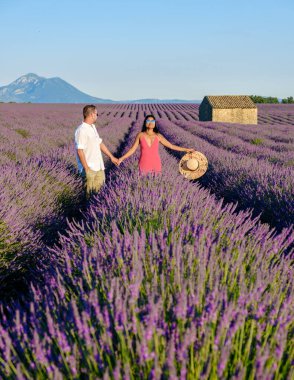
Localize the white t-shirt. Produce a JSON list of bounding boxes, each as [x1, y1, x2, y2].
[[75, 122, 105, 173]]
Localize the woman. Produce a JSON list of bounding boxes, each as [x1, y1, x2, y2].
[[118, 114, 195, 174]]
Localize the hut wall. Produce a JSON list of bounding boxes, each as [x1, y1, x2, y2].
[[212, 108, 257, 124], [199, 99, 212, 121]]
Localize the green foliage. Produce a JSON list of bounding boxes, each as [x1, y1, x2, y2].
[[4, 150, 17, 162], [250, 138, 263, 145], [0, 220, 23, 269], [250, 95, 279, 104], [56, 185, 74, 209], [15, 128, 30, 138], [281, 96, 294, 104], [251, 94, 293, 104]]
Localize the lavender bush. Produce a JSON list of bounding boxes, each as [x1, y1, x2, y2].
[[154, 115, 293, 230], [0, 104, 293, 378], [0, 104, 132, 294]]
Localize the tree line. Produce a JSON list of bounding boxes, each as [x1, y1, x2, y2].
[[250, 95, 294, 104]]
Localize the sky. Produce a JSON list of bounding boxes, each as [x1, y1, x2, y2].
[[0, 0, 293, 100]]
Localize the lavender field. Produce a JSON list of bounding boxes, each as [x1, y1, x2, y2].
[[0, 103, 293, 379]]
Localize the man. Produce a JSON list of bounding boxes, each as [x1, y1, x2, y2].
[[75, 105, 118, 196]]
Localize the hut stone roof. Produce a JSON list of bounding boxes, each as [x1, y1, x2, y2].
[[205, 95, 256, 109]]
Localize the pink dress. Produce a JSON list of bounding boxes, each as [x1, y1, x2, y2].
[[139, 135, 162, 174]]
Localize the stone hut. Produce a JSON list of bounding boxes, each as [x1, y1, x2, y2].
[[199, 95, 257, 124]]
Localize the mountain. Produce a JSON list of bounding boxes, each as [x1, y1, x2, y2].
[[0, 73, 113, 103], [0, 73, 201, 103]]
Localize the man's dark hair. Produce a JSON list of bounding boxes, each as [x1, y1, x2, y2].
[[83, 105, 97, 119]]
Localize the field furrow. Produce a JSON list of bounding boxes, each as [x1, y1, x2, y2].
[[0, 103, 293, 379]]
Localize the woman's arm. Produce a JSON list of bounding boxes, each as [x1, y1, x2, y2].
[[118, 133, 141, 164], [158, 134, 194, 152]]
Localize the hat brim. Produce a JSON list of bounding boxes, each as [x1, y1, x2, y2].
[[179, 151, 208, 180]]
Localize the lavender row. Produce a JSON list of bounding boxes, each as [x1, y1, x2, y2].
[[156, 118, 293, 230], [170, 119, 293, 166], [84, 103, 294, 130], [140, 104, 293, 175], [258, 104, 294, 126], [0, 104, 133, 165], [1, 120, 292, 378], [0, 104, 81, 165], [0, 106, 132, 294], [145, 105, 294, 147]]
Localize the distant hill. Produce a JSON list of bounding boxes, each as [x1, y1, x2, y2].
[[0, 73, 113, 103], [0, 74, 201, 104], [121, 98, 200, 104]]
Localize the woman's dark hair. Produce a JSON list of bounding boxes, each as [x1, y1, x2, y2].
[[141, 114, 159, 133]]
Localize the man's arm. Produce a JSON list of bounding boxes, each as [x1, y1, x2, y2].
[[77, 149, 90, 172], [100, 143, 119, 165]]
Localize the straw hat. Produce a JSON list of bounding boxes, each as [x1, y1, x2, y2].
[[179, 151, 208, 180]]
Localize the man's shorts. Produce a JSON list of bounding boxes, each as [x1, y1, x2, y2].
[[82, 169, 105, 196]]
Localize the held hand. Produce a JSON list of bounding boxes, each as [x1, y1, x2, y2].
[[186, 148, 195, 153], [117, 158, 124, 165], [111, 157, 119, 166]]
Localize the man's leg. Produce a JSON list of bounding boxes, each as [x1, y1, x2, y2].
[[85, 169, 95, 196], [85, 169, 105, 197], [92, 170, 105, 192]]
